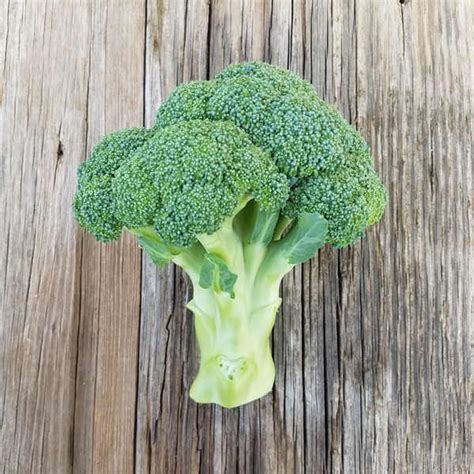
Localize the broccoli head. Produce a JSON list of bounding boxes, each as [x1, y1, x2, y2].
[[156, 61, 385, 246], [73, 61, 386, 408]]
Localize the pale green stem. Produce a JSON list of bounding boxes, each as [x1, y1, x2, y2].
[[186, 206, 286, 407], [196, 195, 252, 273], [187, 253, 282, 408], [130, 199, 296, 408], [273, 215, 293, 241]]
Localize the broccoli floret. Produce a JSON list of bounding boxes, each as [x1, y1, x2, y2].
[[73, 127, 154, 241], [284, 155, 386, 246], [114, 120, 288, 246], [156, 80, 212, 128], [73, 61, 386, 408], [215, 61, 317, 96]]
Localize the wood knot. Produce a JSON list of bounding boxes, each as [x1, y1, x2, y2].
[[56, 139, 64, 160]]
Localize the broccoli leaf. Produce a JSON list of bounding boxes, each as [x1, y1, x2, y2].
[[276, 212, 328, 264], [139, 236, 179, 267], [199, 253, 238, 297], [249, 209, 280, 245]]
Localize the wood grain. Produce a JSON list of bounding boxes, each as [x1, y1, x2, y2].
[[1, 0, 472, 473], [72, 3, 144, 473], [1, 1, 143, 472]]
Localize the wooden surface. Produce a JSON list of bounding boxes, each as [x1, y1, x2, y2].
[[1, 0, 472, 472]]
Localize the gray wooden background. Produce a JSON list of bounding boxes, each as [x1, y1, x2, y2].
[[1, 0, 472, 472]]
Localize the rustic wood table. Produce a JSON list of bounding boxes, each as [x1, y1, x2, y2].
[[1, 0, 472, 472]]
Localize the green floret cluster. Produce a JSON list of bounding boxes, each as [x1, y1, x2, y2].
[[155, 61, 386, 246], [215, 61, 317, 96], [75, 61, 386, 248], [74, 118, 288, 246], [73, 128, 154, 241], [154, 80, 212, 125], [114, 120, 288, 246], [284, 155, 387, 246], [73, 61, 387, 408]]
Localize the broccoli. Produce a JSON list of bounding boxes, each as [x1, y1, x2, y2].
[[73, 61, 386, 408]]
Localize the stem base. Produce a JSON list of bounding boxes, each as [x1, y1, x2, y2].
[[187, 295, 281, 408]]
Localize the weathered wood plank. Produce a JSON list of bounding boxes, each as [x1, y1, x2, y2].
[[71, 2, 145, 473], [1, 1, 91, 471], [137, 0, 472, 473], [0, 1, 144, 473], [353, 1, 472, 470]]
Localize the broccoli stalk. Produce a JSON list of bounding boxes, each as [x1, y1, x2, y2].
[[132, 197, 327, 407]]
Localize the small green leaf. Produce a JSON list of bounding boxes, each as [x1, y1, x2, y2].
[[139, 236, 178, 267], [199, 257, 215, 288], [250, 209, 280, 245], [277, 212, 328, 265], [199, 253, 238, 297]]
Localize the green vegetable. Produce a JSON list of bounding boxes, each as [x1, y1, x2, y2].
[[73, 61, 387, 408]]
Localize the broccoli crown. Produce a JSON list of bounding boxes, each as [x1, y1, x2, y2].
[[155, 61, 386, 246], [74, 61, 386, 247], [74, 120, 288, 246]]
